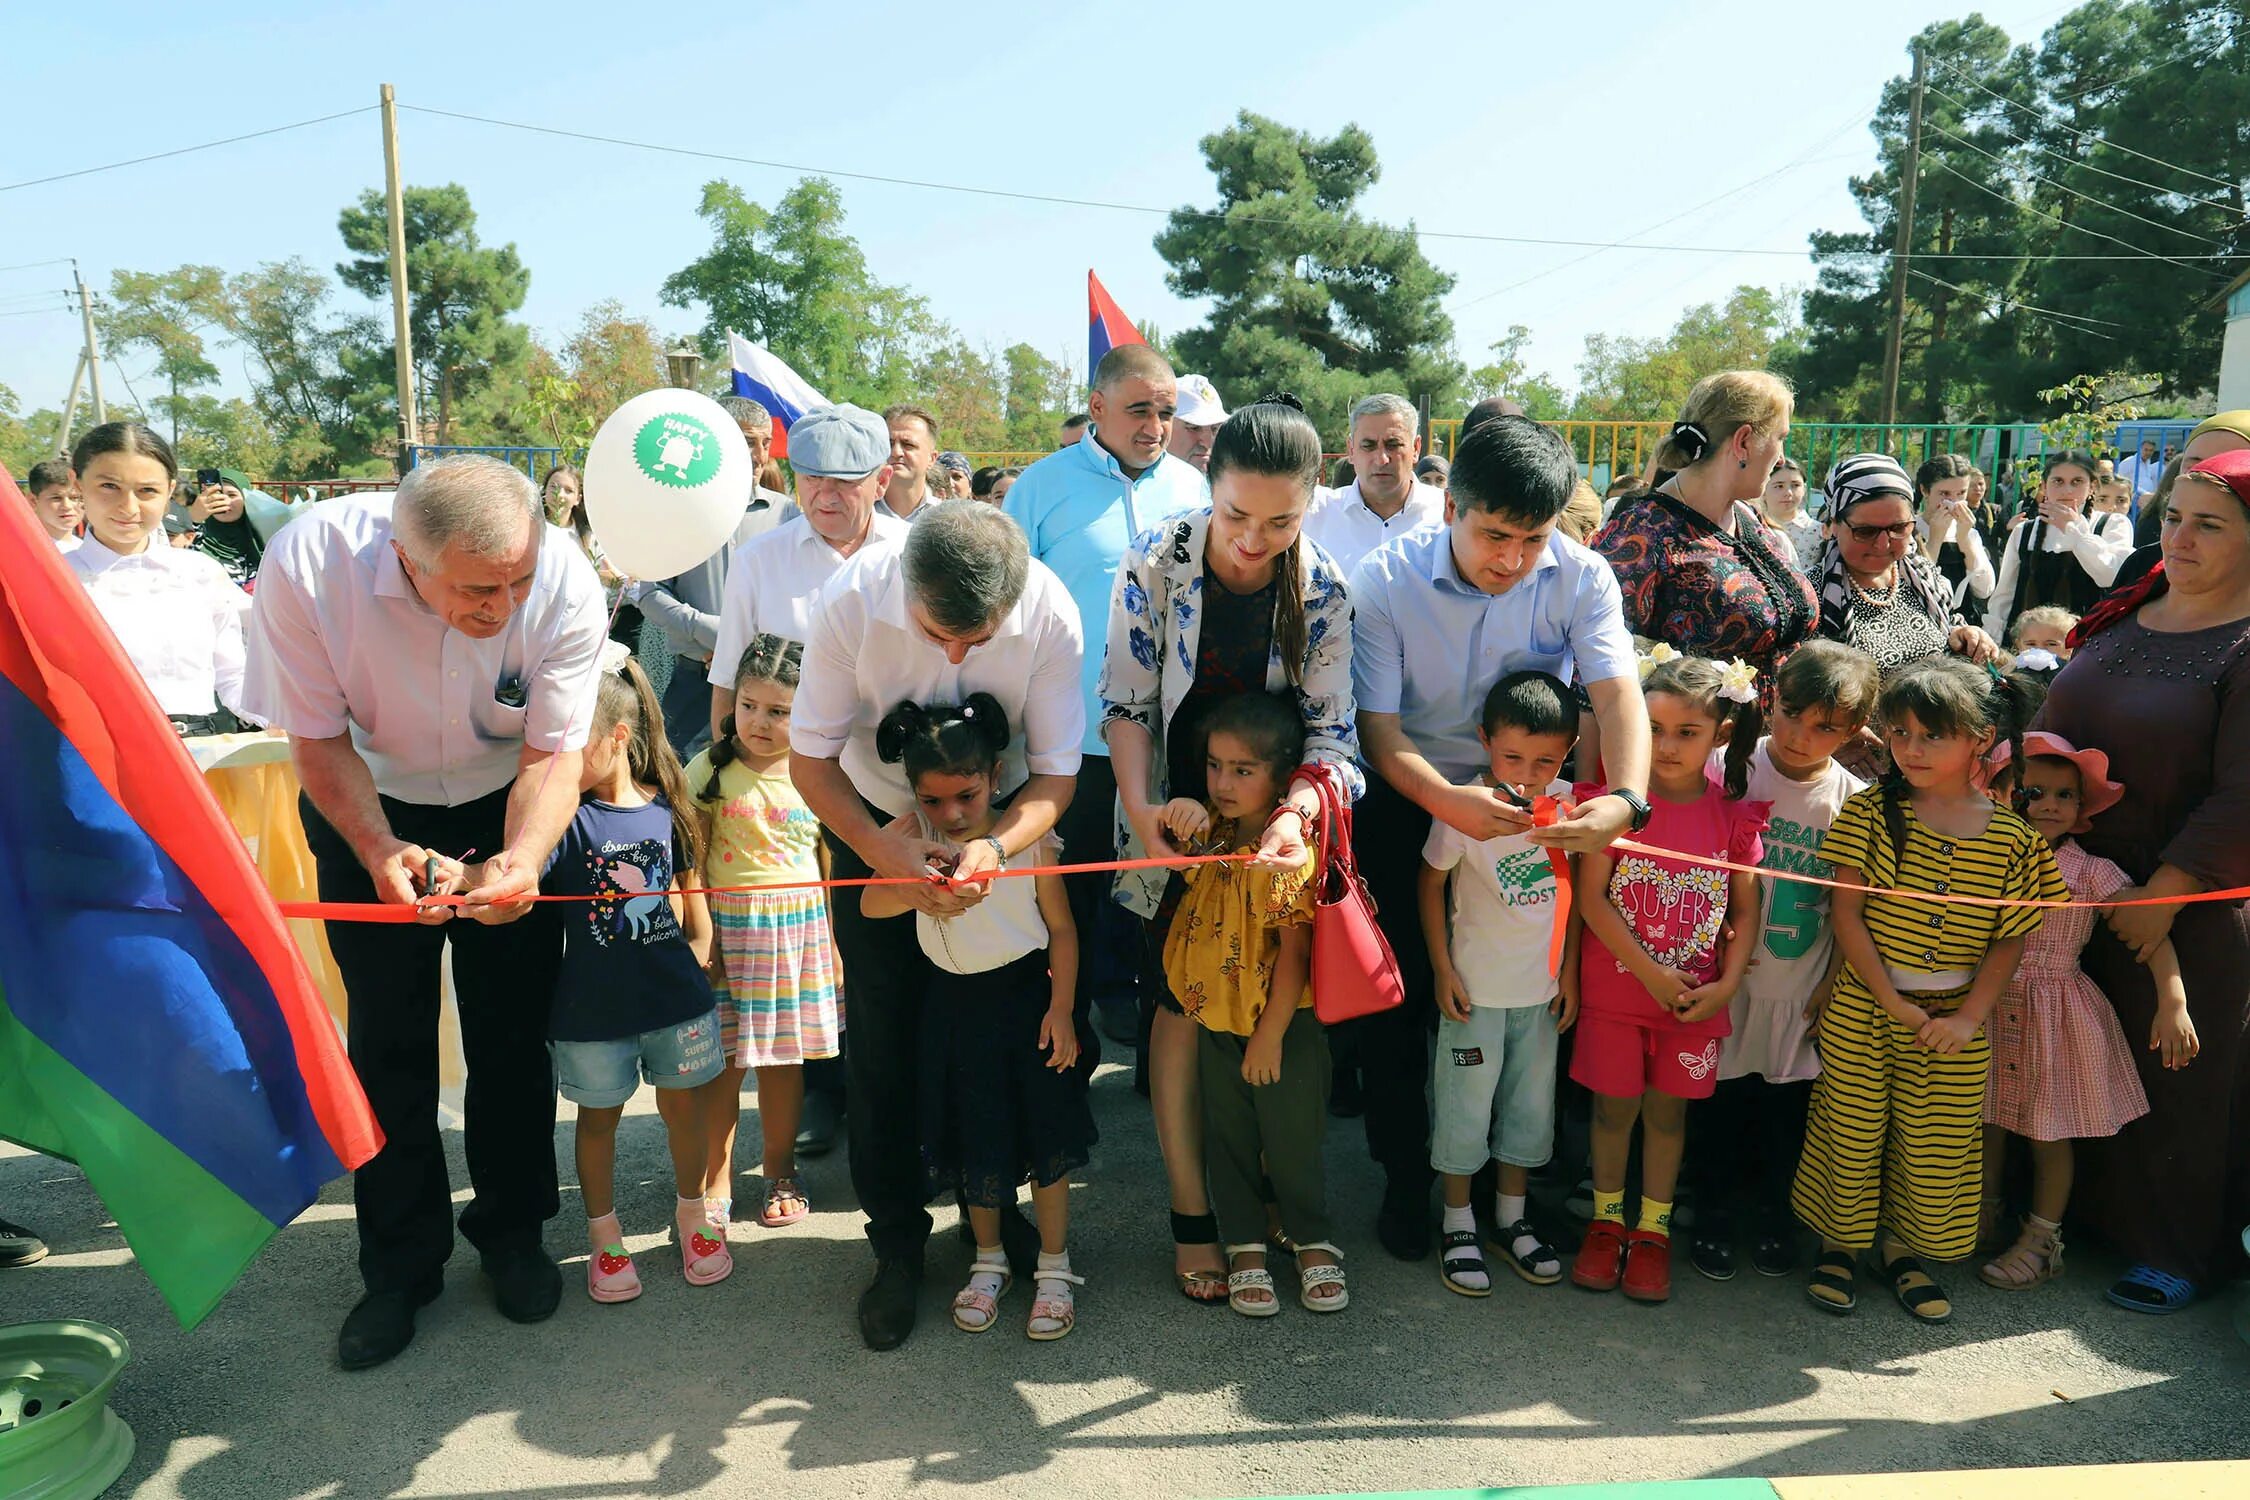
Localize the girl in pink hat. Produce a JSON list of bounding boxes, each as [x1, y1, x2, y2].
[[1978, 733, 2196, 1291]]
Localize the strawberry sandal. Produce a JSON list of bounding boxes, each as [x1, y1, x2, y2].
[[676, 1199, 733, 1286]]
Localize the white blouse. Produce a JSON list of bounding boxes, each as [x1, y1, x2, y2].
[[67, 536, 250, 719], [914, 825, 1056, 975]]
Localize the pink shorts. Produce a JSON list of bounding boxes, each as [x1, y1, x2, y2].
[[1570, 1013, 1725, 1100]]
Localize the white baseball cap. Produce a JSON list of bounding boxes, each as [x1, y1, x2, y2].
[[1175, 373, 1229, 427]]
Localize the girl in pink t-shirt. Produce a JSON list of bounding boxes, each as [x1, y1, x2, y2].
[[1570, 653, 1770, 1304]]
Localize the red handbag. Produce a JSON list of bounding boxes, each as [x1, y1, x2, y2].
[[1288, 762, 1405, 1024]]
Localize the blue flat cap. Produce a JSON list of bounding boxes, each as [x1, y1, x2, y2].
[[788, 403, 890, 478]]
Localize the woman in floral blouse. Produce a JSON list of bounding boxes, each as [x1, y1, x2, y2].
[[1098, 396, 1361, 1304], [1593, 371, 1818, 688]]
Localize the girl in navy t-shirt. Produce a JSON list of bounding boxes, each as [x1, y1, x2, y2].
[[545, 650, 729, 1304]]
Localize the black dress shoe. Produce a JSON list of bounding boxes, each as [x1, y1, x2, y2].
[[1690, 1232, 1737, 1282], [485, 1249, 562, 1324], [1751, 1229, 1799, 1278], [858, 1259, 922, 1351], [796, 1089, 843, 1159], [1375, 1177, 1432, 1261], [0, 1216, 48, 1269], [338, 1282, 440, 1371]]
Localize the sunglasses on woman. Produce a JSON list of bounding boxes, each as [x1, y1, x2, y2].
[[1844, 520, 1915, 543]]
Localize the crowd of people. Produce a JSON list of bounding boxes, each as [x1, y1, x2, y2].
[[9, 363, 2246, 1373]]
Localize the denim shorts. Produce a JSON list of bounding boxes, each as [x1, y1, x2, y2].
[[1429, 1003, 1559, 1175], [552, 1007, 724, 1109]]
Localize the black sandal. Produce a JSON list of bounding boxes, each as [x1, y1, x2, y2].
[[1171, 1211, 1228, 1304], [1867, 1244, 1951, 1324], [1496, 1218, 1563, 1286], [1806, 1251, 1857, 1314], [1439, 1228, 1490, 1298]]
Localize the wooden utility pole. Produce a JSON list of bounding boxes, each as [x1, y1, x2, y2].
[[380, 84, 419, 464], [1878, 41, 1927, 427], [71, 260, 107, 426], [57, 351, 87, 456]]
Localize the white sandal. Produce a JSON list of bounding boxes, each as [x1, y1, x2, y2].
[[1296, 1240, 1349, 1313], [951, 1256, 1011, 1334], [1225, 1242, 1280, 1318], [1027, 1266, 1083, 1341]]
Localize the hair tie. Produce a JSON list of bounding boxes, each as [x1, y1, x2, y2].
[[960, 702, 976, 720], [599, 639, 632, 676], [1255, 391, 1306, 412], [1670, 421, 1710, 463]]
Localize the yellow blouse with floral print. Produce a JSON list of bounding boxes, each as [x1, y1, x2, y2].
[[1161, 811, 1317, 1038]]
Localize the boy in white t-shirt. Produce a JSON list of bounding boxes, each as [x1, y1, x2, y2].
[[1418, 670, 1581, 1297]]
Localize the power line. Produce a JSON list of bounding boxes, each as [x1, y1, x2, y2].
[[0, 257, 72, 275], [0, 305, 71, 320], [2055, 47, 2198, 102], [0, 107, 378, 194], [1918, 115, 2221, 245], [1928, 158, 2227, 278], [1923, 81, 2246, 218], [1907, 266, 2119, 343], [1928, 56, 2240, 191]]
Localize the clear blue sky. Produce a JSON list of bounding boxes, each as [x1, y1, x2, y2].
[[1, 0, 2080, 422]]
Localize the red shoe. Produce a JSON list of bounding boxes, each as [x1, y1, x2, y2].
[[1571, 1220, 1627, 1292], [1622, 1229, 1673, 1303]]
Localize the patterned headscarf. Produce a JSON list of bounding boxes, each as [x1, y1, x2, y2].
[[1814, 453, 1955, 639]]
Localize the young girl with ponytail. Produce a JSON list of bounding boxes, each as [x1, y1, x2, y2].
[[862, 695, 1095, 1341], [545, 648, 731, 1303], [1791, 658, 2067, 1325]]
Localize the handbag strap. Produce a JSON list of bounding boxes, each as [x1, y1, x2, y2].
[[1289, 763, 1353, 891]]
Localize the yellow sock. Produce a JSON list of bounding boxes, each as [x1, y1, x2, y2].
[[1638, 1197, 1673, 1236], [1593, 1189, 1626, 1226]]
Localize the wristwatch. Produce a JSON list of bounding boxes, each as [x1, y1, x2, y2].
[[1610, 788, 1653, 834], [981, 835, 1008, 867]]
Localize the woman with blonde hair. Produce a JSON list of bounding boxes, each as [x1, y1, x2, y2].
[[1592, 370, 1817, 687]]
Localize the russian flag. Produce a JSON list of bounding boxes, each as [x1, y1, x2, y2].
[[728, 332, 826, 462], [1089, 270, 1145, 380], [0, 465, 381, 1327]]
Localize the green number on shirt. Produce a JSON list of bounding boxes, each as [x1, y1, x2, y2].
[[1764, 880, 1823, 961]]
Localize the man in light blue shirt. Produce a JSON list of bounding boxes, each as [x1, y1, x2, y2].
[[1348, 415, 1652, 1262], [1004, 344, 1206, 1035]]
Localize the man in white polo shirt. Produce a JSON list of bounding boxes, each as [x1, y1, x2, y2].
[[240, 454, 607, 1370], [707, 404, 909, 739], [1304, 392, 1447, 575], [790, 501, 1085, 1351]]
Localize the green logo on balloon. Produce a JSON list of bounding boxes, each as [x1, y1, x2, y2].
[[632, 412, 723, 489]]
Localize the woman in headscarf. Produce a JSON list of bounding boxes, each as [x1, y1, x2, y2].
[[2035, 446, 2250, 1313], [1814, 452, 2001, 676], [2117, 412, 2250, 594], [186, 467, 268, 590]]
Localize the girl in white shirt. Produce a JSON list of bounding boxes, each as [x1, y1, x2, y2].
[[63, 423, 251, 735], [1982, 451, 2133, 644], [862, 693, 1094, 1341]]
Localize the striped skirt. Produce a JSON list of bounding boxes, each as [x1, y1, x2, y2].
[[711, 884, 843, 1068], [1790, 975, 1988, 1260]]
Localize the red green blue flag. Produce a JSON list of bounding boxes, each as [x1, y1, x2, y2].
[[0, 465, 381, 1327], [1088, 269, 1145, 379]]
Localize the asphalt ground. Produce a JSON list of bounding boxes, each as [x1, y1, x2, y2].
[[4, 1059, 2247, 1499]]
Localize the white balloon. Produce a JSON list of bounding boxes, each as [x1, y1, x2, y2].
[[580, 388, 752, 580]]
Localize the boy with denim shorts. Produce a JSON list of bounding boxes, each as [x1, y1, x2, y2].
[[1418, 670, 1579, 1296]]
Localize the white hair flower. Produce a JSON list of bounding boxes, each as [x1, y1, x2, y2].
[[599, 638, 633, 676], [1717, 658, 1759, 705], [1636, 642, 1679, 681]]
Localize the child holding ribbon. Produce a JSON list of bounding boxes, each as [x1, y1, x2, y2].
[[1417, 670, 1582, 1296], [1792, 658, 2066, 1324], [1569, 653, 1770, 1304]]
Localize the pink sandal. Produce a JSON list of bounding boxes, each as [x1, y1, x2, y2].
[[758, 1177, 810, 1228], [677, 1204, 734, 1286], [587, 1243, 641, 1304]]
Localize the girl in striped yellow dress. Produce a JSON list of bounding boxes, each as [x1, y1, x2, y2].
[[1791, 658, 2066, 1324]]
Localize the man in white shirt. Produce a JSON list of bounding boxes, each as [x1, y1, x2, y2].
[[1166, 373, 1228, 473], [239, 455, 607, 1371], [1303, 392, 1447, 575], [707, 405, 908, 740], [789, 501, 1085, 1351], [881, 403, 942, 522]]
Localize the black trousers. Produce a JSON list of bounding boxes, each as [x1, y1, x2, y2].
[[1687, 1076, 1812, 1232], [303, 785, 562, 1295], [1054, 752, 1134, 1013], [1340, 776, 1437, 1189]]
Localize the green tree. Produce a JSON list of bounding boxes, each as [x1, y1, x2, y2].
[[337, 182, 531, 444], [660, 177, 944, 406], [95, 266, 226, 447], [912, 339, 1008, 451], [1463, 326, 1571, 420], [1000, 342, 1077, 450], [1576, 286, 1804, 421], [1155, 112, 1466, 439], [1, 382, 66, 476], [215, 258, 386, 473], [516, 301, 670, 453]]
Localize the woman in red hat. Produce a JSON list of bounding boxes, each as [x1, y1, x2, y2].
[[2035, 447, 2250, 1312]]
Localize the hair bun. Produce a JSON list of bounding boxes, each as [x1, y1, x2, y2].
[[1670, 420, 1710, 463], [874, 700, 925, 765], [1254, 392, 1306, 413]]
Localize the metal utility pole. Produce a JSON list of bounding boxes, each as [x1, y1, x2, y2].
[[71, 260, 107, 425], [58, 351, 87, 456], [380, 84, 420, 464], [1878, 40, 1927, 427]]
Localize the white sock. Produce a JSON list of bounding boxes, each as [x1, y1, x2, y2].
[[1036, 1249, 1072, 1276], [1441, 1204, 1476, 1235], [1440, 1204, 1488, 1289], [1497, 1193, 1527, 1229]]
